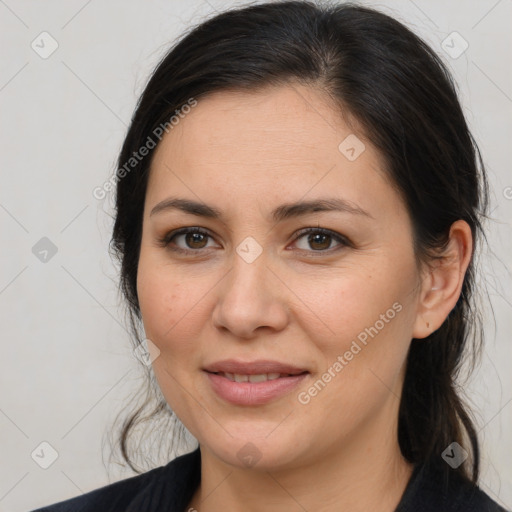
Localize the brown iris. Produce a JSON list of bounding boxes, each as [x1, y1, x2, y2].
[[185, 232, 208, 249], [307, 232, 331, 250]]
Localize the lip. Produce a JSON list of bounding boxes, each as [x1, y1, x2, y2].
[[203, 359, 309, 406], [203, 359, 308, 375]]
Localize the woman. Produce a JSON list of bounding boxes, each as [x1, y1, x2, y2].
[[32, 1, 508, 511]]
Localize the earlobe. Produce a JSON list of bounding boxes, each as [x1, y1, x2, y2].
[[412, 220, 473, 339]]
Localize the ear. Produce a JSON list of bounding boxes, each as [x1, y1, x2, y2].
[[412, 220, 473, 339]]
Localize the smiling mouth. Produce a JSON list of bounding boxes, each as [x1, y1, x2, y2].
[[204, 369, 309, 405], [211, 371, 308, 383]]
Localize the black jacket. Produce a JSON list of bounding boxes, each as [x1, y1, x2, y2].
[[31, 448, 508, 511]]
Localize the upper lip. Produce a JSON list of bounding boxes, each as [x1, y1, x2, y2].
[[203, 359, 308, 375]]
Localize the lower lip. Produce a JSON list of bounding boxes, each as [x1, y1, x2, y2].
[[205, 371, 308, 406]]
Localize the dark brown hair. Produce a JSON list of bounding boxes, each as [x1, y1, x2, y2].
[[108, 0, 489, 482]]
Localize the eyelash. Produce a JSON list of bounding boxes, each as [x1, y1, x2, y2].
[[157, 226, 351, 256]]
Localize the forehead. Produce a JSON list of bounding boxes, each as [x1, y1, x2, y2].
[[159, 84, 357, 165], [146, 84, 399, 220]]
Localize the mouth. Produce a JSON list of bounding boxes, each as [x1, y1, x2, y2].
[[203, 360, 309, 405], [210, 371, 307, 383], [203, 359, 309, 376]]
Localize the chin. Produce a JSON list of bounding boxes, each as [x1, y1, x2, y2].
[[200, 432, 306, 472]]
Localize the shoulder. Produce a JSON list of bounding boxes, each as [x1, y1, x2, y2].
[[30, 448, 201, 512], [30, 467, 162, 512], [397, 459, 509, 512]]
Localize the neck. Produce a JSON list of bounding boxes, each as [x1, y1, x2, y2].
[[187, 413, 413, 512]]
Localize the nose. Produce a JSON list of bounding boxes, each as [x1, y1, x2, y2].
[[211, 249, 289, 340]]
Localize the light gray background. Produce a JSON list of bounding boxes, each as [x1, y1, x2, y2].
[[1, 1, 511, 510]]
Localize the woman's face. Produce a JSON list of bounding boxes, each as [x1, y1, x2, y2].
[[137, 84, 425, 471]]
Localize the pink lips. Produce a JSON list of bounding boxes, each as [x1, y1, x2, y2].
[[203, 359, 309, 406]]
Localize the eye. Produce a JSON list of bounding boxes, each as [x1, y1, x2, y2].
[[291, 227, 350, 253], [158, 226, 351, 255], [159, 227, 218, 253]]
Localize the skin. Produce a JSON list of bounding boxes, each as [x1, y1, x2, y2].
[[136, 83, 473, 512]]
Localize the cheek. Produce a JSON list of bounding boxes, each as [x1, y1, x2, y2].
[[136, 253, 217, 359], [295, 261, 416, 378], [137, 263, 175, 337], [294, 279, 412, 427], [136, 258, 212, 438], [291, 267, 401, 343], [137, 254, 184, 345]]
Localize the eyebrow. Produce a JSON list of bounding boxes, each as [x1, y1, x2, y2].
[[149, 197, 373, 221]]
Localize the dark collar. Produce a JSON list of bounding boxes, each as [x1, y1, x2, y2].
[[396, 458, 508, 512], [125, 447, 201, 511]]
